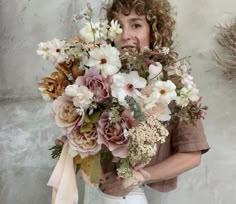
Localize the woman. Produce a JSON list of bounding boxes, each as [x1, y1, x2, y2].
[[84, 0, 209, 203]]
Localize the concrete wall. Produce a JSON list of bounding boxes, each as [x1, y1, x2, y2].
[[0, 0, 236, 203]]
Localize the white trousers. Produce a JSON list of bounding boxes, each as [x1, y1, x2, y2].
[[98, 187, 149, 204]]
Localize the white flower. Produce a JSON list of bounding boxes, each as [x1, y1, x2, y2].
[[162, 47, 170, 55], [153, 80, 177, 104], [157, 106, 171, 121], [65, 85, 81, 97], [143, 91, 161, 109], [176, 87, 199, 107], [36, 42, 50, 60], [65, 85, 94, 109], [36, 38, 66, 64], [80, 22, 99, 43], [79, 22, 108, 43], [181, 73, 195, 89], [111, 71, 147, 103], [148, 62, 162, 80], [86, 44, 121, 76], [108, 20, 122, 41]]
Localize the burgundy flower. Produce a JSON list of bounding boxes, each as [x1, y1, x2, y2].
[[97, 110, 135, 158]]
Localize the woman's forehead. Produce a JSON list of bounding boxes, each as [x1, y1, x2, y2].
[[116, 10, 146, 22]]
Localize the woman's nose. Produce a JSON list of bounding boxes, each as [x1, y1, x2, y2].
[[121, 27, 132, 42]]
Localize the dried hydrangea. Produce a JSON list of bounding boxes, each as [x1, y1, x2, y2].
[[117, 115, 169, 178]]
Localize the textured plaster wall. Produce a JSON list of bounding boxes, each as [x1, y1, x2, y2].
[[0, 0, 236, 204]]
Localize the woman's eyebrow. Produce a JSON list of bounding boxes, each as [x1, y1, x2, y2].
[[129, 17, 144, 22], [117, 17, 144, 26]]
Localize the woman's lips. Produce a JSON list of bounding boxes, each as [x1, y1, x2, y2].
[[121, 45, 136, 49]]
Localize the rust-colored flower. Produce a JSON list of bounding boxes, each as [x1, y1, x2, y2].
[[57, 61, 83, 80], [38, 69, 70, 100]]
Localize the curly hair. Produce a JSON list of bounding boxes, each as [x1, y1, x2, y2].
[[107, 0, 176, 49]]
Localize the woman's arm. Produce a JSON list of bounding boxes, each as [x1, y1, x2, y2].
[[143, 151, 201, 183], [101, 151, 202, 196]]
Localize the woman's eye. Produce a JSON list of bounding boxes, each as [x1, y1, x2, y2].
[[132, 24, 141, 29]]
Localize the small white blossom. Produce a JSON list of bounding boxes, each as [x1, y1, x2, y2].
[[123, 129, 129, 138], [162, 47, 170, 55], [76, 107, 85, 116], [181, 73, 195, 89], [108, 20, 122, 41], [176, 87, 199, 107], [180, 64, 189, 73]]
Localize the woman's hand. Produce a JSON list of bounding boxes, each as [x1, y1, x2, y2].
[[99, 171, 145, 197]]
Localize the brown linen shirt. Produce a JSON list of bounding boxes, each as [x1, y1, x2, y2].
[[101, 119, 210, 192], [146, 119, 210, 192]]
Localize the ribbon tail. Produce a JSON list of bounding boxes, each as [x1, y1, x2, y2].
[[48, 141, 78, 204]]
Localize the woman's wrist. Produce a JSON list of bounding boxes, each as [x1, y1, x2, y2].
[[122, 170, 146, 188]]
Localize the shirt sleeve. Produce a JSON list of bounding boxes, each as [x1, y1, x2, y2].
[[171, 119, 210, 154]]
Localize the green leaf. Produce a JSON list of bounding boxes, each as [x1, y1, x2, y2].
[[89, 111, 101, 123], [90, 153, 102, 184], [84, 114, 91, 123], [101, 151, 113, 161], [125, 96, 145, 121], [49, 144, 63, 159], [84, 111, 101, 123], [80, 123, 93, 133], [76, 164, 81, 174]]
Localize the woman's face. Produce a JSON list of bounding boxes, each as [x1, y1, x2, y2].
[[114, 10, 150, 49]]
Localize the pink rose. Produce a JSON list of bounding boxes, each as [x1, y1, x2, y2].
[[75, 68, 112, 102], [52, 94, 84, 134], [97, 110, 135, 158], [68, 127, 101, 158]]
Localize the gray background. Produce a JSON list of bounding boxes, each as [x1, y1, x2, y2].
[[0, 0, 236, 203]]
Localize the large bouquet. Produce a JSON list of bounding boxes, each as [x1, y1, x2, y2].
[[37, 5, 207, 204]]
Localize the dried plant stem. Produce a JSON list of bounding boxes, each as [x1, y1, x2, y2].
[[213, 19, 236, 79]]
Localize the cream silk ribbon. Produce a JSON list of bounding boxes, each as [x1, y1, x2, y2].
[[48, 141, 78, 204]]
